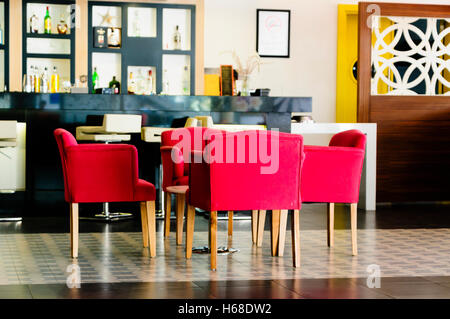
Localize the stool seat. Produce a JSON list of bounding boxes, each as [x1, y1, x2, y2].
[[166, 185, 188, 194], [76, 114, 142, 142]]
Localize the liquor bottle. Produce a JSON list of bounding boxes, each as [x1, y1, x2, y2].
[[182, 66, 189, 95], [51, 66, 60, 93], [137, 69, 147, 95], [162, 69, 169, 94], [128, 72, 136, 95], [92, 67, 99, 93], [109, 76, 120, 94], [42, 67, 49, 93], [30, 13, 39, 34], [57, 14, 68, 34], [132, 11, 140, 37], [173, 25, 181, 50], [34, 67, 41, 93], [147, 70, 153, 95], [29, 66, 35, 93], [44, 6, 51, 34]]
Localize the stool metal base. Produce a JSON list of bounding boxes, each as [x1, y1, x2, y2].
[[192, 246, 239, 255], [0, 217, 22, 222], [204, 211, 252, 221], [81, 212, 134, 222], [80, 202, 133, 222]]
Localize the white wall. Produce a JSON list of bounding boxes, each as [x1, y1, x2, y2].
[[204, 0, 450, 123]]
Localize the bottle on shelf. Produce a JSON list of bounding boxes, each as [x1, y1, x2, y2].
[[182, 66, 189, 95], [29, 66, 35, 93], [109, 76, 120, 94], [128, 72, 136, 95], [51, 66, 60, 93], [162, 69, 169, 95], [44, 6, 51, 34], [57, 14, 68, 35], [30, 13, 39, 34], [137, 69, 148, 95], [42, 67, 49, 93], [92, 67, 99, 94], [173, 25, 181, 50], [132, 11, 140, 37], [147, 70, 154, 95], [34, 66, 41, 93]]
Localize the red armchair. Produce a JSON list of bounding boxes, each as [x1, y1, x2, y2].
[[265, 129, 366, 256], [160, 127, 235, 244], [54, 129, 156, 258], [185, 130, 304, 270]]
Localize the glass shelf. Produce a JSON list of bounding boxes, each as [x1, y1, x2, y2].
[[27, 37, 70, 55], [26, 3, 72, 35], [127, 66, 156, 95], [162, 54, 191, 95], [162, 8, 191, 51], [127, 7, 156, 38], [91, 52, 121, 89]]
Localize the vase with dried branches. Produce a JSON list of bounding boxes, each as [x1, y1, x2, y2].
[[223, 51, 262, 96]]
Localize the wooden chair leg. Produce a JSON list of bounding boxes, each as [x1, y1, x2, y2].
[[164, 192, 171, 238], [227, 211, 233, 236], [256, 210, 266, 247], [291, 209, 301, 267], [146, 201, 156, 257], [271, 210, 281, 257], [210, 211, 218, 271], [140, 202, 149, 248], [251, 210, 258, 244], [351, 203, 358, 256], [327, 203, 335, 247], [70, 203, 79, 258], [185, 204, 195, 259], [176, 193, 185, 245], [278, 210, 288, 256]]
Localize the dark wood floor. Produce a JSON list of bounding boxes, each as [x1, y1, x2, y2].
[[2, 276, 450, 299]]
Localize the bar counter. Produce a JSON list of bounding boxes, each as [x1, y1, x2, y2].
[[0, 93, 312, 217]]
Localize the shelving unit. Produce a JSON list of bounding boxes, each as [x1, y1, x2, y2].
[[22, 0, 75, 92], [88, 1, 195, 95], [0, 0, 9, 92]]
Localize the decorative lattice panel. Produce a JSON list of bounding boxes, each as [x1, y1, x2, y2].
[[371, 16, 450, 95]]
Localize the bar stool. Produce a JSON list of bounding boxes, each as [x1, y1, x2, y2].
[[76, 114, 142, 221]]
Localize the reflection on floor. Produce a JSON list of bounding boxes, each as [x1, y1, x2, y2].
[[0, 203, 450, 299]]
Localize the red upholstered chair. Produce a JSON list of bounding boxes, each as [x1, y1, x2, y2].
[[54, 129, 156, 258], [274, 129, 365, 256], [185, 130, 304, 270], [160, 127, 235, 244]]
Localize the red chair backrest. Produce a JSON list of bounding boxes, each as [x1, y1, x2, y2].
[[54, 129, 78, 202], [329, 129, 366, 150]]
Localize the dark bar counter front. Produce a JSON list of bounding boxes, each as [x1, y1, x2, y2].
[[0, 93, 312, 217]]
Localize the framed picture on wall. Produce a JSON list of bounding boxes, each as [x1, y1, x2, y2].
[[256, 9, 290, 58]]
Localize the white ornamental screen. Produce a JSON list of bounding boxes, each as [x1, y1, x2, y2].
[[371, 16, 450, 95]]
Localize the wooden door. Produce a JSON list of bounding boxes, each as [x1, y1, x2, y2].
[[357, 2, 450, 202]]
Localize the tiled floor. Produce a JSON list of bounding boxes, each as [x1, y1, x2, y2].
[[1, 203, 450, 299]]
